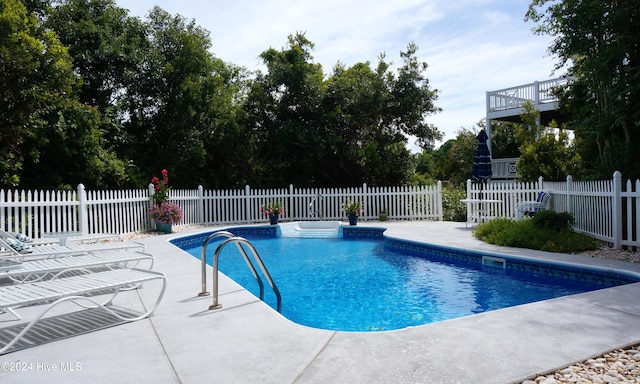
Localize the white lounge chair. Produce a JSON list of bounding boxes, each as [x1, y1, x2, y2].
[[516, 191, 552, 218], [30, 240, 145, 256], [0, 229, 144, 257], [0, 268, 166, 354], [0, 250, 155, 283]]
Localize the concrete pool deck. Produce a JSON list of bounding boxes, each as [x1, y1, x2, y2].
[[2, 221, 640, 383]]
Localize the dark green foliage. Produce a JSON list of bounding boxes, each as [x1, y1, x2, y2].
[[416, 127, 477, 188], [489, 120, 520, 159], [527, 0, 640, 180], [514, 103, 582, 182], [245, 34, 442, 187], [531, 210, 574, 231], [474, 217, 599, 253], [442, 187, 466, 222], [1, 1, 443, 189]]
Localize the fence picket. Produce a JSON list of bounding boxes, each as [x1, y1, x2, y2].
[[2, 174, 639, 249]]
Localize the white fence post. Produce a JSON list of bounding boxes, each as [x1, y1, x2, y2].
[[198, 185, 204, 225], [566, 175, 573, 216], [538, 176, 544, 191], [77, 184, 88, 236], [289, 184, 294, 220], [244, 185, 251, 224], [148, 183, 155, 227], [466, 179, 472, 221], [437, 180, 443, 221], [362, 183, 368, 221], [613, 171, 622, 249]]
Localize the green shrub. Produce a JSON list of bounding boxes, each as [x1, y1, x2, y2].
[[531, 210, 574, 231], [473, 216, 599, 253], [442, 187, 466, 222]]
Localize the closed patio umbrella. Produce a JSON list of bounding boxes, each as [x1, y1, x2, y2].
[[471, 130, 492, 217], [472, 130, 492, 182]]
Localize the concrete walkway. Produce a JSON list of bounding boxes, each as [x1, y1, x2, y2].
[[2, 221, 640, 384]]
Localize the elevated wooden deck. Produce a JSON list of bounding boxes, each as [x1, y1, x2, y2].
[[485, 77, 572, 179], [486, 77, 572, 124]]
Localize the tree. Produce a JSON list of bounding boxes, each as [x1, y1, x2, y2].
[[432, 128, 477, 186], [357, 44, 442, 185], [483, 119, 520, 159], [387, 42, 442, 151], [123, 7, 242, 187], [321, 62, 382, 185], [43, 0, 147, 188], [2, 3, 445, 190], [0, 0, 80, 187], [244, 33, 327, 187], [514, 103, 582, 181], [526, 0, 640, 179], [47, 0, 146, 113], [246, 35, 442, 187]]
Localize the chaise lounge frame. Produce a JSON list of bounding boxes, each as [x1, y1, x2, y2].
[[0, 250, 155, 283], [0, 268, 167, 355], [0, 229, 145, 257]]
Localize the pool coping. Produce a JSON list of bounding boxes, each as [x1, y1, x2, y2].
[[2, 221, 640, 384]]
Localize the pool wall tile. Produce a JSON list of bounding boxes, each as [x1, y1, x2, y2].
[[383, 236, 640, 288], [170, 225, 277, 249], [342, 226, 386, 239]]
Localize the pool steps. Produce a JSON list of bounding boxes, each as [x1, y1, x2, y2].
[[278, 221, 342, 238]]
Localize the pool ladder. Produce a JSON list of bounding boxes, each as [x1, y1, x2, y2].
[[308, 193, 324, 219], [199, 231, 282, 312]]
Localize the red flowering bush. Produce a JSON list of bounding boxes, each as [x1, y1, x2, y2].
[[151, 169, 170, 204]]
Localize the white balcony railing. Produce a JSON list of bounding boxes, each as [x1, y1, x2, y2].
[[487, 77, 573, 114], [491, 158, 519, 179]]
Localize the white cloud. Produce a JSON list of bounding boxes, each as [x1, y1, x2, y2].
[[117, 0, 564, 147]]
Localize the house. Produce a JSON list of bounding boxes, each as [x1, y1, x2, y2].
[[485, 76, 573, 180]]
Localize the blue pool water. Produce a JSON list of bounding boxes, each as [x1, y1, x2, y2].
[[180, 231, 634, 332]]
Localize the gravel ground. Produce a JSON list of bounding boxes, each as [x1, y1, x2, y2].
[[521, 344, 640, 384], [580, 246, 640, 264], [518, 246, 640, 384], [126, 227, 640, 383]]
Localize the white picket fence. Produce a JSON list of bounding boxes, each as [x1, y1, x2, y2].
[[0, 182, 443, 241], [5, 173, 637, 249], [467, 171, 640, 249]]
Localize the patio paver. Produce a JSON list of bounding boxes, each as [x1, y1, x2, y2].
[[1, 221, 639, 384]]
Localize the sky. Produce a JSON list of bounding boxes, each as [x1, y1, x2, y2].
[[115, 0, 563, 148]]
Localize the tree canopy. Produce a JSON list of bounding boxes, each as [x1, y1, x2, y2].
[[1, 0, 443, 189], [526, 0, 640, 179]]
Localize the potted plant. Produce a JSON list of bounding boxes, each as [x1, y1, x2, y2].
[[343, 201, 364, 226], [149, 202, 183, 233], [261, 202, 285, 225], [379, 209, 388, 221], [149, 169, 183, 233]]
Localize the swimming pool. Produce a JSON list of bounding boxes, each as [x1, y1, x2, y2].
[[173, 224, 639, 332]]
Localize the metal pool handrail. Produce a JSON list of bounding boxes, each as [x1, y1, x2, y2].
[[209, 236, 282, 312], [199, 231, 264, 300]]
